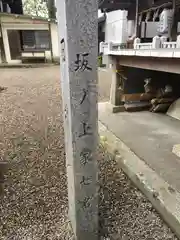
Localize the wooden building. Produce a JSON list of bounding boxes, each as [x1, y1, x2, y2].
[[99, 0, 180, 39], [100, 0, 180, 112], [99, 3, 180, 237], [0, 13, 59, 64]]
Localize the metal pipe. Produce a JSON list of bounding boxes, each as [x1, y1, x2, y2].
[[48, 20, 53, 62]]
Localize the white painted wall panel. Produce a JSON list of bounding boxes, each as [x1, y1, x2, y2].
[[105, 10, 128, 44]]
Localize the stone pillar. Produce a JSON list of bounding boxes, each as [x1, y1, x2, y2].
[[177, 35, 180, 48], [110, 56, 122, 106], [1, 27, 10, 63], [99, 41, 104, 54], [160, 36, 168, 48], [134, 37, 140, 49], [56, 0, 98, 239], [152, 36, 161, 49]]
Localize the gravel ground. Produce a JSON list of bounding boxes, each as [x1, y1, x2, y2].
[[98, 148, 178, 240], [0, 66, 178, 240]]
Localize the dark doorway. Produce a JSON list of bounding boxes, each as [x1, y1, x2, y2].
[[7, 30, 21, 60], [0, 35, 5, 62]]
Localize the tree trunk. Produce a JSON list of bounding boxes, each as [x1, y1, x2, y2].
[[47, 0, 56, 19]]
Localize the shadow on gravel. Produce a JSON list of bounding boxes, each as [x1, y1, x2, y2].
[[0, 86, 7, 92]]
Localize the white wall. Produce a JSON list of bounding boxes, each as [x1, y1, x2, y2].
[[141, 22, 159, 38], [105, 10, 128, 44], [127, 20, 135, 38], [141, 22, 180, 39], [50, 23, 59, 61]]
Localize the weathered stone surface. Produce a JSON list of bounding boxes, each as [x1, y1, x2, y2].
[[56, 0, 98, 239]]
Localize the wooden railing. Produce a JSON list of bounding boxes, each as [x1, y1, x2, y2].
[[162, 42, 177, 49], [100, 35, 180, 54], [135, 43, 153, 50]]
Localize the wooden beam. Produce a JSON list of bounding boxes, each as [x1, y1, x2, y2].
[[139, 1, 172, 15], [117, 56, 180, 75], [99, 1, 132, 10]]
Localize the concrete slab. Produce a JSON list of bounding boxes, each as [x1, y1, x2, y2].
[[99, 121, 180, 239], [99, 102, 125, 113], [99, 102, 180, 238], [99, 102, 180, 192]]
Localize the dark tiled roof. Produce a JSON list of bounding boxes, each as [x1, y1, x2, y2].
[[99, 0, 134, 10], [99, 0, 175, 12]]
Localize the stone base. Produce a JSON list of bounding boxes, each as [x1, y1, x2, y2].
[[98, 102, 125, 114], [112, 105, 125, 113]]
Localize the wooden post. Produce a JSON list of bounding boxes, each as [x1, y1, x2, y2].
[[56, 0, 98, 239], [47, 0, 56, 19], [171, 0, 178, 41], [135, 0, 139, 37]]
